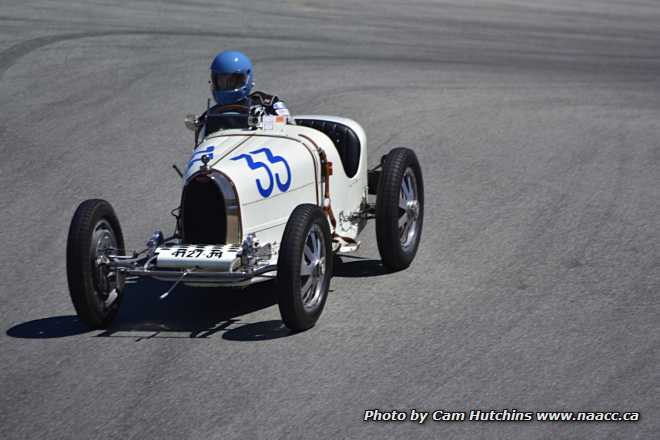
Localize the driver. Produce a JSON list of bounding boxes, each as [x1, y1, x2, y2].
[[208, 50, 291, 118]]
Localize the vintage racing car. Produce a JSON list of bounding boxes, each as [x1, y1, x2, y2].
[[66, 106, 424, 331]]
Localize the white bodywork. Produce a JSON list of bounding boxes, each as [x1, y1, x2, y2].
[[182, 115, 368, 269]]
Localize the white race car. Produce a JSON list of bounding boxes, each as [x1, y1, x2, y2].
[[66, 107, 424, 331]]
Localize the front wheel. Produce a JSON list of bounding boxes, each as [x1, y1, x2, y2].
[[375, 148, 424, 271], [66, 199, 125, 328], [277, 204, 333, 332]]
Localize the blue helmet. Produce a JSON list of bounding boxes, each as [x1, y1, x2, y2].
[[210, 50, 253, 105]]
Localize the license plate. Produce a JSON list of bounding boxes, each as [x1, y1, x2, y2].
[[155, 245, 241, 270], [167, 246, 224, 259]]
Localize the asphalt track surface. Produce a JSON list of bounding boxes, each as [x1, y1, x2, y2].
[[2, 1, 660, 438]]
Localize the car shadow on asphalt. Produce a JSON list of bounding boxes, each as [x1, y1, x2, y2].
[[6, 278, 291, 341], [7, 257, 390, 340], [333, 255, 390, 277]]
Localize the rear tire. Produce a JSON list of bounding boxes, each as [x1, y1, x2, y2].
[[375, 148, 424, 271], [66, 199, 125, 328], [277, 204, 333, 331]]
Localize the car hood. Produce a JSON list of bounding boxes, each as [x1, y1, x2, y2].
[[184, 131, 317, 205]]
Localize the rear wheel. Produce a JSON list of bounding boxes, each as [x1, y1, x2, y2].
[[375, 148, 424, 271], [277, 204, 333, 331], [66, 199, 125, 328]]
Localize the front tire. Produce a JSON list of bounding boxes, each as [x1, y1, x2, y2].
[[277, 204, 333, 331], [66, 199, 125, 328], [375, 148, 424, 271]]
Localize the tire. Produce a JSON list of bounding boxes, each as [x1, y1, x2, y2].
[[277, 204, 333, 331], [375, 148, 424, 271], [66, 199, 125, 328]]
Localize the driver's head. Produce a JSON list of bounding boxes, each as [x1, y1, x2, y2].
[[210, 50, 253, 105]]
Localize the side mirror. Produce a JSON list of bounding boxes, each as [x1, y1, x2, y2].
[[184, 114, 199, 131]]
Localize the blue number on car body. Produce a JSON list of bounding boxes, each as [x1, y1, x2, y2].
[[231, 152, 275, 197], [186, 145, 215, 173], [249, 148, 292, 192], [231, 147, 291, 197]]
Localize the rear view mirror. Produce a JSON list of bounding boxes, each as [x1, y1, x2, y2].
[[184, 114, 199, 131]]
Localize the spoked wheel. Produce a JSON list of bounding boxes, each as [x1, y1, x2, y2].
[[66, 199, 125, 328], [300, 224, 327, 311], [399, 167, 421, 250], [376, 148, 424, 271], [277, 204, 333, 331]]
